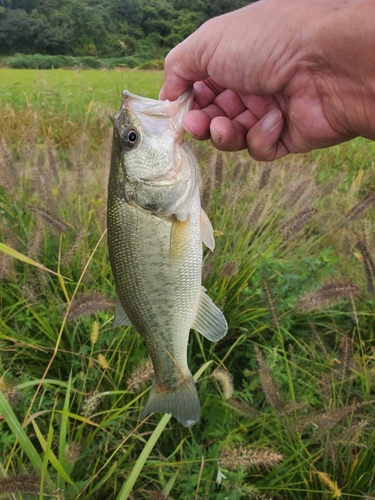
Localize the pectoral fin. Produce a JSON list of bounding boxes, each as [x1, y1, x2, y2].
[[200, 208, 215, 251], [192, 287, 227, 341], [113, 298, 133, 327]]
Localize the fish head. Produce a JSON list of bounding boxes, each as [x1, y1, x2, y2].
[[111, 89, 197, 218]]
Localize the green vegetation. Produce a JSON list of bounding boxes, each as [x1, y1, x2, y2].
[[0, 0, 251, 67], [1, 68, 375, 499]]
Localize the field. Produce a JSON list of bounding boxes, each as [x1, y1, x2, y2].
[[1, 68, 375, 500]]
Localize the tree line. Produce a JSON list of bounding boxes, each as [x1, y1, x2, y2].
[[0, 0, 252, 59]]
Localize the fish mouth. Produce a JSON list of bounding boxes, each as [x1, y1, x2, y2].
[[121, 89, 193, 117], [121, 89, 194, 137]]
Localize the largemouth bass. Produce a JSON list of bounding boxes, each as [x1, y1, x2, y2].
[[107, 89, 227, 427]]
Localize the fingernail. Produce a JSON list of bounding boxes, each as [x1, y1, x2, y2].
[[262, 109, 282, 131], [211, 125, 222, 145]]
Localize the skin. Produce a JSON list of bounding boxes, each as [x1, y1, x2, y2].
[[160, 0, 375, 161]]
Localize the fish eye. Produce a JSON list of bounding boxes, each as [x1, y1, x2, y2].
[[121, 128, 138, 148]]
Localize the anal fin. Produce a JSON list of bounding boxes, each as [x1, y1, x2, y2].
[[192, 287, 227, 341], [113, 298, 133, 327]]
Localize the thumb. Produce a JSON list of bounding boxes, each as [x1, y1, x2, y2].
[[160, 30, 213, 101]]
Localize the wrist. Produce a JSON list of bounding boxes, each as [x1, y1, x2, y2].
[[314, 0, 375, 141]]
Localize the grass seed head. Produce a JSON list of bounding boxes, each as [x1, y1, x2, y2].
[[28, 206, 71, 234], [90, 321, 100, 344], [97, 353, 109, 369], [0, 472, 40, 495], [67, 292, 115, 321], [220, 261, 239, 278], [219, 447, 283, 472], [336, 335, 353, 380], [82, 390, 101, 417], [295, 280, 360, 312], [66, 442, 82, 464], [258, 163, 272, 189], [316, 471, 342, 498], [346, 191, 375, 220], [228, 398, 260, 419], [255, 346, 284, 412], [211, 368, 234, 400], [126, 358, 154, 391], [356, 240, 375, 295], [261, 276, 280, 329], [280, 207, 318, 239]]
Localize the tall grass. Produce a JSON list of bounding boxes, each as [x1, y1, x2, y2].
[[1, 69, 375, 499]]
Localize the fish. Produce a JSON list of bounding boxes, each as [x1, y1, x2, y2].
[[107, 89, 227, 427]]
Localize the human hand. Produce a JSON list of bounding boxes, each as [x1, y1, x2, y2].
[[160, 0, 375, 161]]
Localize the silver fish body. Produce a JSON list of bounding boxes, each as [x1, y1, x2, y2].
[[107, 90, 227, 426]]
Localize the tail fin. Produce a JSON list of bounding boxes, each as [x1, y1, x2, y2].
[[141, 372, 200, 427]]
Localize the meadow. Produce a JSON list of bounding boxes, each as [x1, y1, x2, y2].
[[0, 68, 375, 500]]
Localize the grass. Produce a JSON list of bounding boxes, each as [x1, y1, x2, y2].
[[1, 68, 375, 499]]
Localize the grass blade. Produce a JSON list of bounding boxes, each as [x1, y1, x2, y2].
[[0, 391, 54, 490], [0, 241, 60, 276]]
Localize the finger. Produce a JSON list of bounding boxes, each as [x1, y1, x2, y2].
[[183, 105, 226, 139], [160, 34, 213, 101], [183, 110, 212, 140], [246, 109, 289, 161], [210, 116, 248, 151], [192, 79, 226, 108]]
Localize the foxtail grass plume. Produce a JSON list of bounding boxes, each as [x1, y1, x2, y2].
[[280, 207, 317, 239], [228, 398, 260, 419], [246, 193, 269, 229], [67, 292, 115, 321], [211, 368, 234, 400], [90, 321, 100, 344], [336, 335, 353, 380], [82, 390, 101, 417], [200, 174, 212, 211], [283, 178, 315, 210], [301, 406, 354, 442], [315, 471, 342, 498], [258, 163, 272, 189], [261, 275, 279, 329], [97, 353, 109, 370], [255, 346, 284, 412], [219, 447, 283, 472], [356, 240, 375, 295], [345, 192, 375, 220], [220, 261, 239, 278], [27, 217, 44, 259], [0, 377, 20, 407], [317, 372, 333, 410], [295, 280, 359, 312], [0, 137, 18, 192], [0, 472, 40, 496], [66, 442, 81, 464], [28, 206, 71, 234], [46, 137, 60, 183], [126, 358, 154, 391]]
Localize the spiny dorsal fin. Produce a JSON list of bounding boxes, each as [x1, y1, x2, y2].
[[192, 287, 227, 341], [200, 208, 215, 251], [113, 298, 133, 327]]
